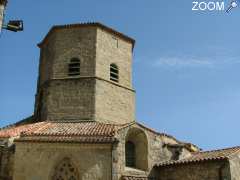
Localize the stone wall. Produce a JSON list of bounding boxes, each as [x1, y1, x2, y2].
[[0, 143, 14, 180], [13, 142, 112, 180], [229, 152, 240, 180], [95, 79, 135, 124], [96, 27, 133, 88], [112, 123, 180, 180], [35, 26, 97, 119], [38, 26, 97, 85], [42, 79, 95, 121], [94, 27, 135, 124], [52, 27, 97, 79], [37, 77, 135, 123], [156, 160, 231, 180]]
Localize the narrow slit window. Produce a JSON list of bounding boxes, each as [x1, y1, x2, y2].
[[68, 58, 80, 76], [112, 37, 118, 48], [110, 63, 119, 82], [125, 141, 136, 168]]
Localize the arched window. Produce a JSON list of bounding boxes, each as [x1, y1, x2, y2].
[[125, 128, 148, 170], [110, 63, 119, 82], [68, 58, 80, 76], [125, 141, 136, 168], [52, 157, 79, 180]]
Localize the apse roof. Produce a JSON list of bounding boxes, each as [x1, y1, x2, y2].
[[157, 146, 240, 167]]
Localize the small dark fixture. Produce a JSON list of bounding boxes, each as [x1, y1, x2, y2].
[[4, 20, 24, 32]]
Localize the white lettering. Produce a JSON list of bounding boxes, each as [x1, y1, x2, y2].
[[216, 2, 225, 10], [207, 2, 216, 11], [192, 2, 199, 10], [199, 2, 207, 10], [192, 1, 225, 11]]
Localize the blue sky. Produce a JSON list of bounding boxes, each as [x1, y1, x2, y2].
[[1, 0, 240, 150]]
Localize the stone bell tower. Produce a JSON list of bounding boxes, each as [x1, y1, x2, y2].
[[34, 23, 135, 124]]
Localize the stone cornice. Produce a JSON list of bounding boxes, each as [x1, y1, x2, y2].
[[38, 76, 136, 93], [37, 22, 135, 50]]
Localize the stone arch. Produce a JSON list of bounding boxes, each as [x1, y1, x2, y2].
[[125, 127, 148, 170], [51, 157, 79, 180]]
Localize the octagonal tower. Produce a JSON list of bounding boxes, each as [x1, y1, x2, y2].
[[34, 23, 136, 124]]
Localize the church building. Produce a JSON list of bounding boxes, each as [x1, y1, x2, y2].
[[0, 22, 240, 180]]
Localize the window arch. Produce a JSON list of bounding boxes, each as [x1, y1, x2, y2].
[[125, 128, 148, 170], [52, 157, 79, 180], [125, 141, 136, 167], [110, 63, 119, 82], [68, 58, 80, 76]]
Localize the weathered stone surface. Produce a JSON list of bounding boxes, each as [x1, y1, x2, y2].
[[43, 79, 95, 121], [156, 161, 231, 180], [13, 143, 112, 180], [95, 79, 135, 124], [229, 152, 240, 180], [95, 27, 133, 88], [112, 123, 180, 180], [34, 24, 135, 124], [0, 143, 14, 180]]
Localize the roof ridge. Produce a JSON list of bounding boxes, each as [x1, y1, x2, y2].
[[136, 121, 181, 143], [44, 120, 121, 126], [226, 146, 240, 159], [0, 115, 35, 130], [156, 146, 240, 167], [38, 22, 135, 48], [115, 121, 136, 132], [195, 146, 240, 155]]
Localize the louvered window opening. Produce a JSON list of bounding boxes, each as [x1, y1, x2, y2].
[[68, 58, 80, 76], [110, 64, 119, 82]]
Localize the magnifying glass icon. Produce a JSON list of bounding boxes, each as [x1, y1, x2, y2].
[[226, 0, 238, 13]]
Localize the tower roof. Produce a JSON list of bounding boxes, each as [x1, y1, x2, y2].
[[38, 22, 135, 48]]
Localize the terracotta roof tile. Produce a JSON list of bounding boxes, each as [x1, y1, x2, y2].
[[15, 136, 117, 143], [0, 122, 46, 138], [0, 121, 124, 143], [22, 121, 118, 136], [157, 146, 240, 167]]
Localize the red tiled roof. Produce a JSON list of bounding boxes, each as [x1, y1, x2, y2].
[[0, 120, 197, 147], [0, 121, 124, 143], [16, 136, 116, 143], [22, 121, 118, 136], [0, 122, 46, 138], [157, 146, 240, 167]]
